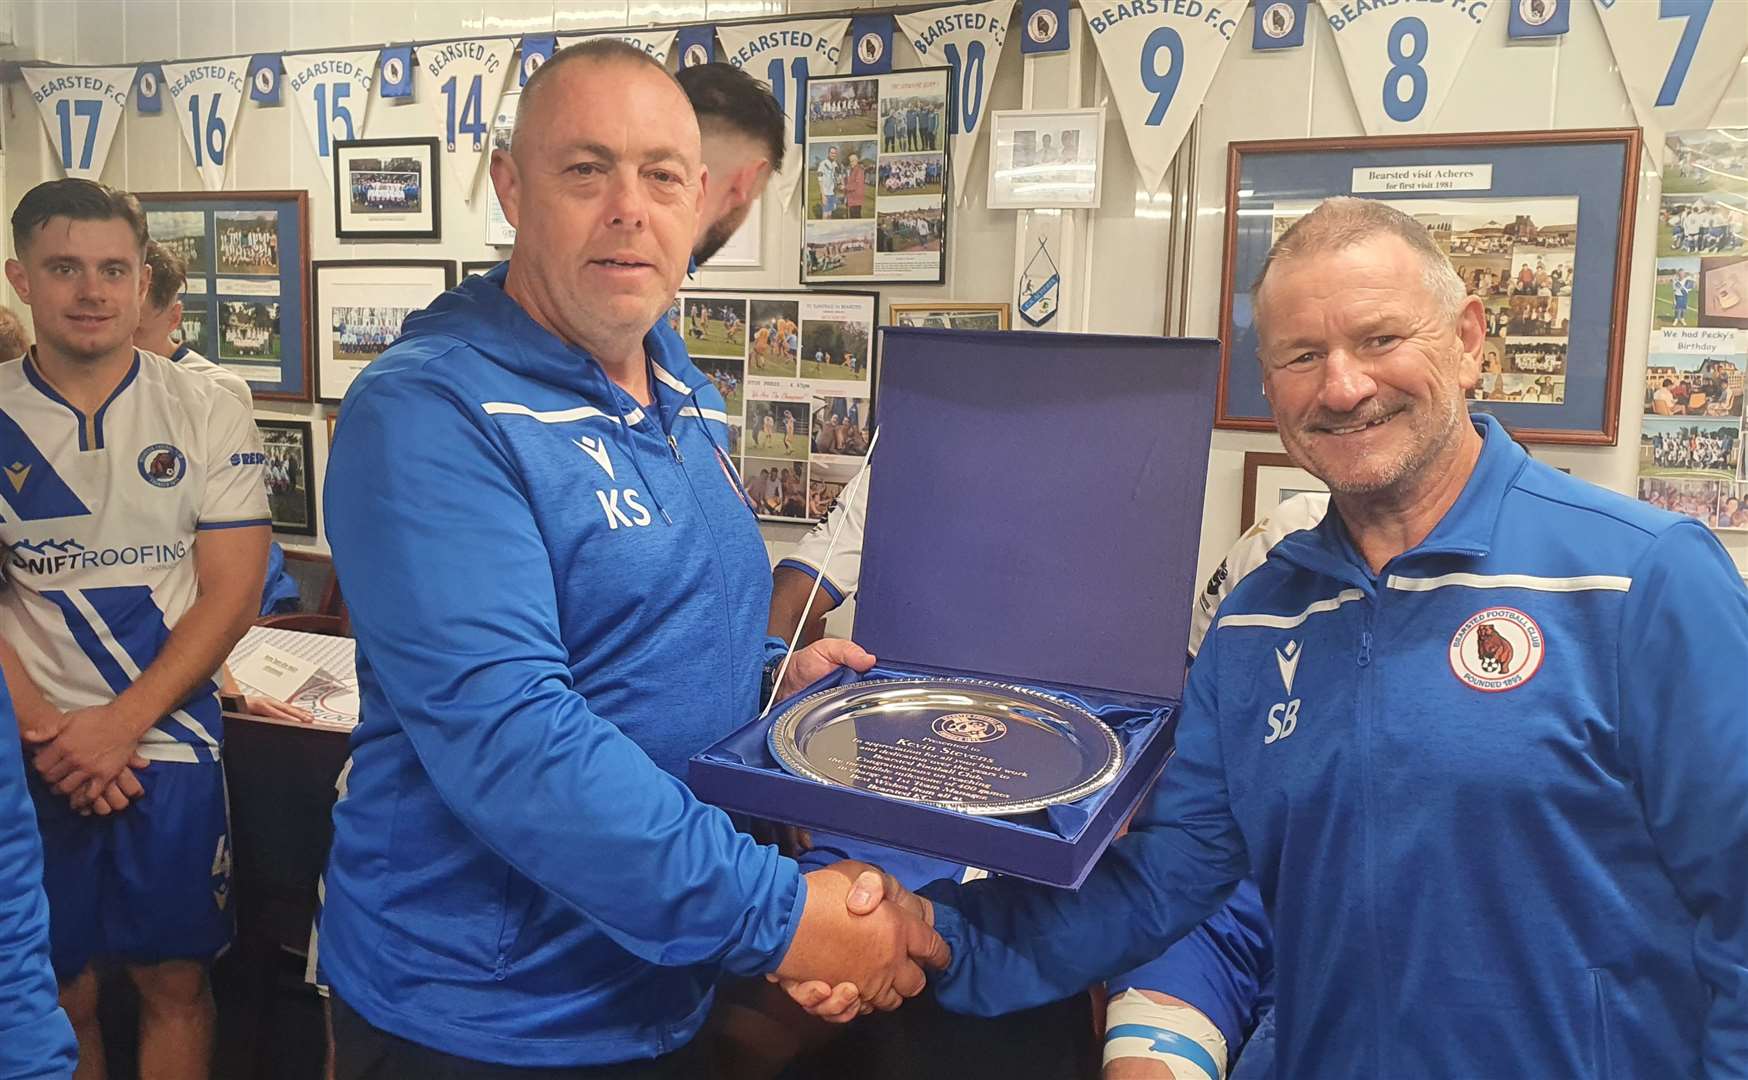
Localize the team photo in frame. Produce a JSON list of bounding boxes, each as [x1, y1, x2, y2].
[[1217, 129, 1641, 445], [987, 108, 1106, 210], [137, 190, 312, 401], [889, 301, 1010, 330], [312, 259, 457, 404], [256, 418, 318, 537], [333, 137, 442, 241], [801, 68, 951, 286]]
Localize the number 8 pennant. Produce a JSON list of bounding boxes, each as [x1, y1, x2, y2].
[[162, 58, 251, 191], [1081, 2, 1241, 195], [1317, 0, 1488, 135], [418, 38, 515, 204]]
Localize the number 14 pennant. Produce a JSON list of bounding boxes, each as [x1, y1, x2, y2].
[[1081, 1, 1241, 195], [419, 38, 515, 203]]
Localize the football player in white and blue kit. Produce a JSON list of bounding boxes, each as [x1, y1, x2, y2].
[[0, 179, 270, 1080]]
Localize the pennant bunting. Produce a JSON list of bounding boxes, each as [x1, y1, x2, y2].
[[1021, 0, 1070, 54], [1318, 0, 1490, 134], [162, 57, 251, 190], [556, 29, 680, 65], [519, 34, 556, 85], [850, 14, 895, 75], [1082, 0, 1241, 194], [21, 67, 132, 181], [135, 63, 164, 114], [677, 26, 717, 69], [247, 54, 282, 105], [896, 0, 1015, 204], [284, 52, 376, 163], [716, 18, 851, 207], [419, 38, 514, 202], [1253, 0, 1309, 50], [1592, 0, 1748, 139], [1508, 0, 1569, 39], [378, 46, 414, 98]]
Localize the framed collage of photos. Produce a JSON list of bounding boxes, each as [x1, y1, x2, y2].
[[256, 419, 317, 536], [801, 68, 950, 285], [311, 260, 457, 404], [137, 190, 311, 401], [332, 137, 441, 240], [1637, 126, 1748, 532], [889, 302, 1009, 330], [673, 288, 877, 523], [1218, 129, 1640, 444]]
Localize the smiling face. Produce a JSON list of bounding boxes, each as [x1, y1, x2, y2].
[[1255, 234, 1484, 497], [5, 216, 146, 365], [491, 55, 703, 357]]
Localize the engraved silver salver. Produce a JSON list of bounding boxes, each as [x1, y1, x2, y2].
[[768, 678, 1124, 816]]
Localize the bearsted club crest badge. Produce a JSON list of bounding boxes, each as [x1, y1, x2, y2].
[[1449, 607, 1544, 692]]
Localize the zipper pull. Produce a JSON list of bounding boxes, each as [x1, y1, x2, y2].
[[1358, 630, 1373, 668], [667, 434, 684, 463]]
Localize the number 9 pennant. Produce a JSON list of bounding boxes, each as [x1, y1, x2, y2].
[[418, 38, 515, 203], [1081, 0, 1241, 195]]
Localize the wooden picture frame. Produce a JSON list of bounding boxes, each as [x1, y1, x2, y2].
[[311, 259, 457, 404], [1217, 128, 1641, 445], [889, 301, 1010, 330], [256, 418, 318, 536], [1241, 451, 1328, 533]]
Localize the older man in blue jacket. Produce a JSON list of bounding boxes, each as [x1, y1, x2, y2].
[[792, 197, 1748, 1078]]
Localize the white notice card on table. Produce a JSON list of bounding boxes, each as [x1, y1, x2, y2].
[[230, 646, 319, 701]]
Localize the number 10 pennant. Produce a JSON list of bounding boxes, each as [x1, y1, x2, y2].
[[419, 38, 515, 203], [1081, 3, 1241, 195]]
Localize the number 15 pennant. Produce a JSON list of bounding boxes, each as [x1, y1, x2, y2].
[[284, 52, 376, 166], [419, 38, 514, 203], [1081, 2, 1241, 195]]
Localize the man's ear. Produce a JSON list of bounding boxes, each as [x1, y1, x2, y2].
[[729, 159, 773, 209], [488, 149, 521, 230], [4, 259, 31, 305]]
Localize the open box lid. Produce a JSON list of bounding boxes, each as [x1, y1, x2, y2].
[[854, 327, 1220, 704]]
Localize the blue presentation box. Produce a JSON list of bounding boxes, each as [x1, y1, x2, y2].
[[689, 327, 1220, 888]]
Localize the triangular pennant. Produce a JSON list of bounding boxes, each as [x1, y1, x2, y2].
[[556, 29, 680, 66], [21, 67, 133, 181], [895, 0, 1015, 205], [162, 58, 251, 190], [1016, 215, 1063, 327], [1083, 4, 1240, 194], [717, 18, 852, 208], [418, 38, 514, 203], [677, 26, 717, 69], [1592, 0, 1748, 141], [1318, 0, 1490, 134], [284, 52, 376, 164]]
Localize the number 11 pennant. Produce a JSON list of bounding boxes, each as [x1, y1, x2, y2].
[[1082, 2, 1241, 195], [419, 38, 514, 203]]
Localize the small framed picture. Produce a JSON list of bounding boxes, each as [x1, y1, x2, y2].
[[889, 301, 1010, 330], [312, 260, 457, 403], [987, 108, 1106, 210], [1241, 451, 1328, 532], [325, 410, 339, 443], [332, 137, 441, 240], [256, 419, 318, 536], [461, 260, 501, 279]]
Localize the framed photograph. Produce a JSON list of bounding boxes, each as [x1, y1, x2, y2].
[[987, 108, 1106, 210], [1241, 452, 1328, 533], [675, 288, 878, 523], [325, 410, 339, 443], [707, 194, 762, 268], [333, 137, 441, 240], [1217, 129, 1641, 445], [485, 91, 519, 247], [311, 260, 457, 404], [889, 301, 1010, 330], [137, 191, 311, 401], [256, 419, 318, 536], [461, 260, 501, 279], [801, 67, 950, 286]]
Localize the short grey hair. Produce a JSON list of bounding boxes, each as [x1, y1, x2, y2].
[[511, 38, 680, 157], [1252, 196, 1467, 322]]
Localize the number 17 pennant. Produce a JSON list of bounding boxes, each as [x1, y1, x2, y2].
[[419, 38, 514, 203], [20, 67, 132, 181], [1081, 2, 1241, 195]]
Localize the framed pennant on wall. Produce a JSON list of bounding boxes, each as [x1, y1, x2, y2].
[[136, 190, 312, 402], [1217, 128, 1641, 445]]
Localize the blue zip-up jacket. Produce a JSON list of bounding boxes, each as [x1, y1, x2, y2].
[[320, 266, 805, 1067], [923, 416, 1748, 1077], [0, 678, 77, 1079]]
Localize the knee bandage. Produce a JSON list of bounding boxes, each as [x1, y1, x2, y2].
[[1102, 989, 1228, 1080]]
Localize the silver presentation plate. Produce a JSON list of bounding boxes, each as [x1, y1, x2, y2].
[[769, 678, 1123, 816]]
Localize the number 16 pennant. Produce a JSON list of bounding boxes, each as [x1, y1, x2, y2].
[[1081, 2, 1241, 195], [162, 58, 251, 190]]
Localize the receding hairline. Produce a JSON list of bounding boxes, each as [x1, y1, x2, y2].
[[511, 41, 692, 159]]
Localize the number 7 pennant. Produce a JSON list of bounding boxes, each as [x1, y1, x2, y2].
[[1592, 0, 1747, 141], [419, 38, 515, 203], [1081, 2, 1241, 195], [162, 58, 251, 191]]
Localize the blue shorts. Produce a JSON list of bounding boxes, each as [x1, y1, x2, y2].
[[29, 760, 233, 978]]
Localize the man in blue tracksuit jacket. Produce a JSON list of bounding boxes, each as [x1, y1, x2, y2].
[[796, 198, 1748, 1076], [319, 42, 942, 1074]]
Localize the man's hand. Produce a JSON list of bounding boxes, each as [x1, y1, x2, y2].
[[73, 758, 150, 817], [31, 703, 149, 803], [771, 861, 944, 1023], [773, 861, 948, 1020], [241, 695, 316, 724], [777, 638, 876, 701]]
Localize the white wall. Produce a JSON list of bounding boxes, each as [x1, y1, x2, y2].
[[5, 0, 1746, 631]]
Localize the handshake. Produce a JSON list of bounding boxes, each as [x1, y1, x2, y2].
[[770, 860, 949, 1023]]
